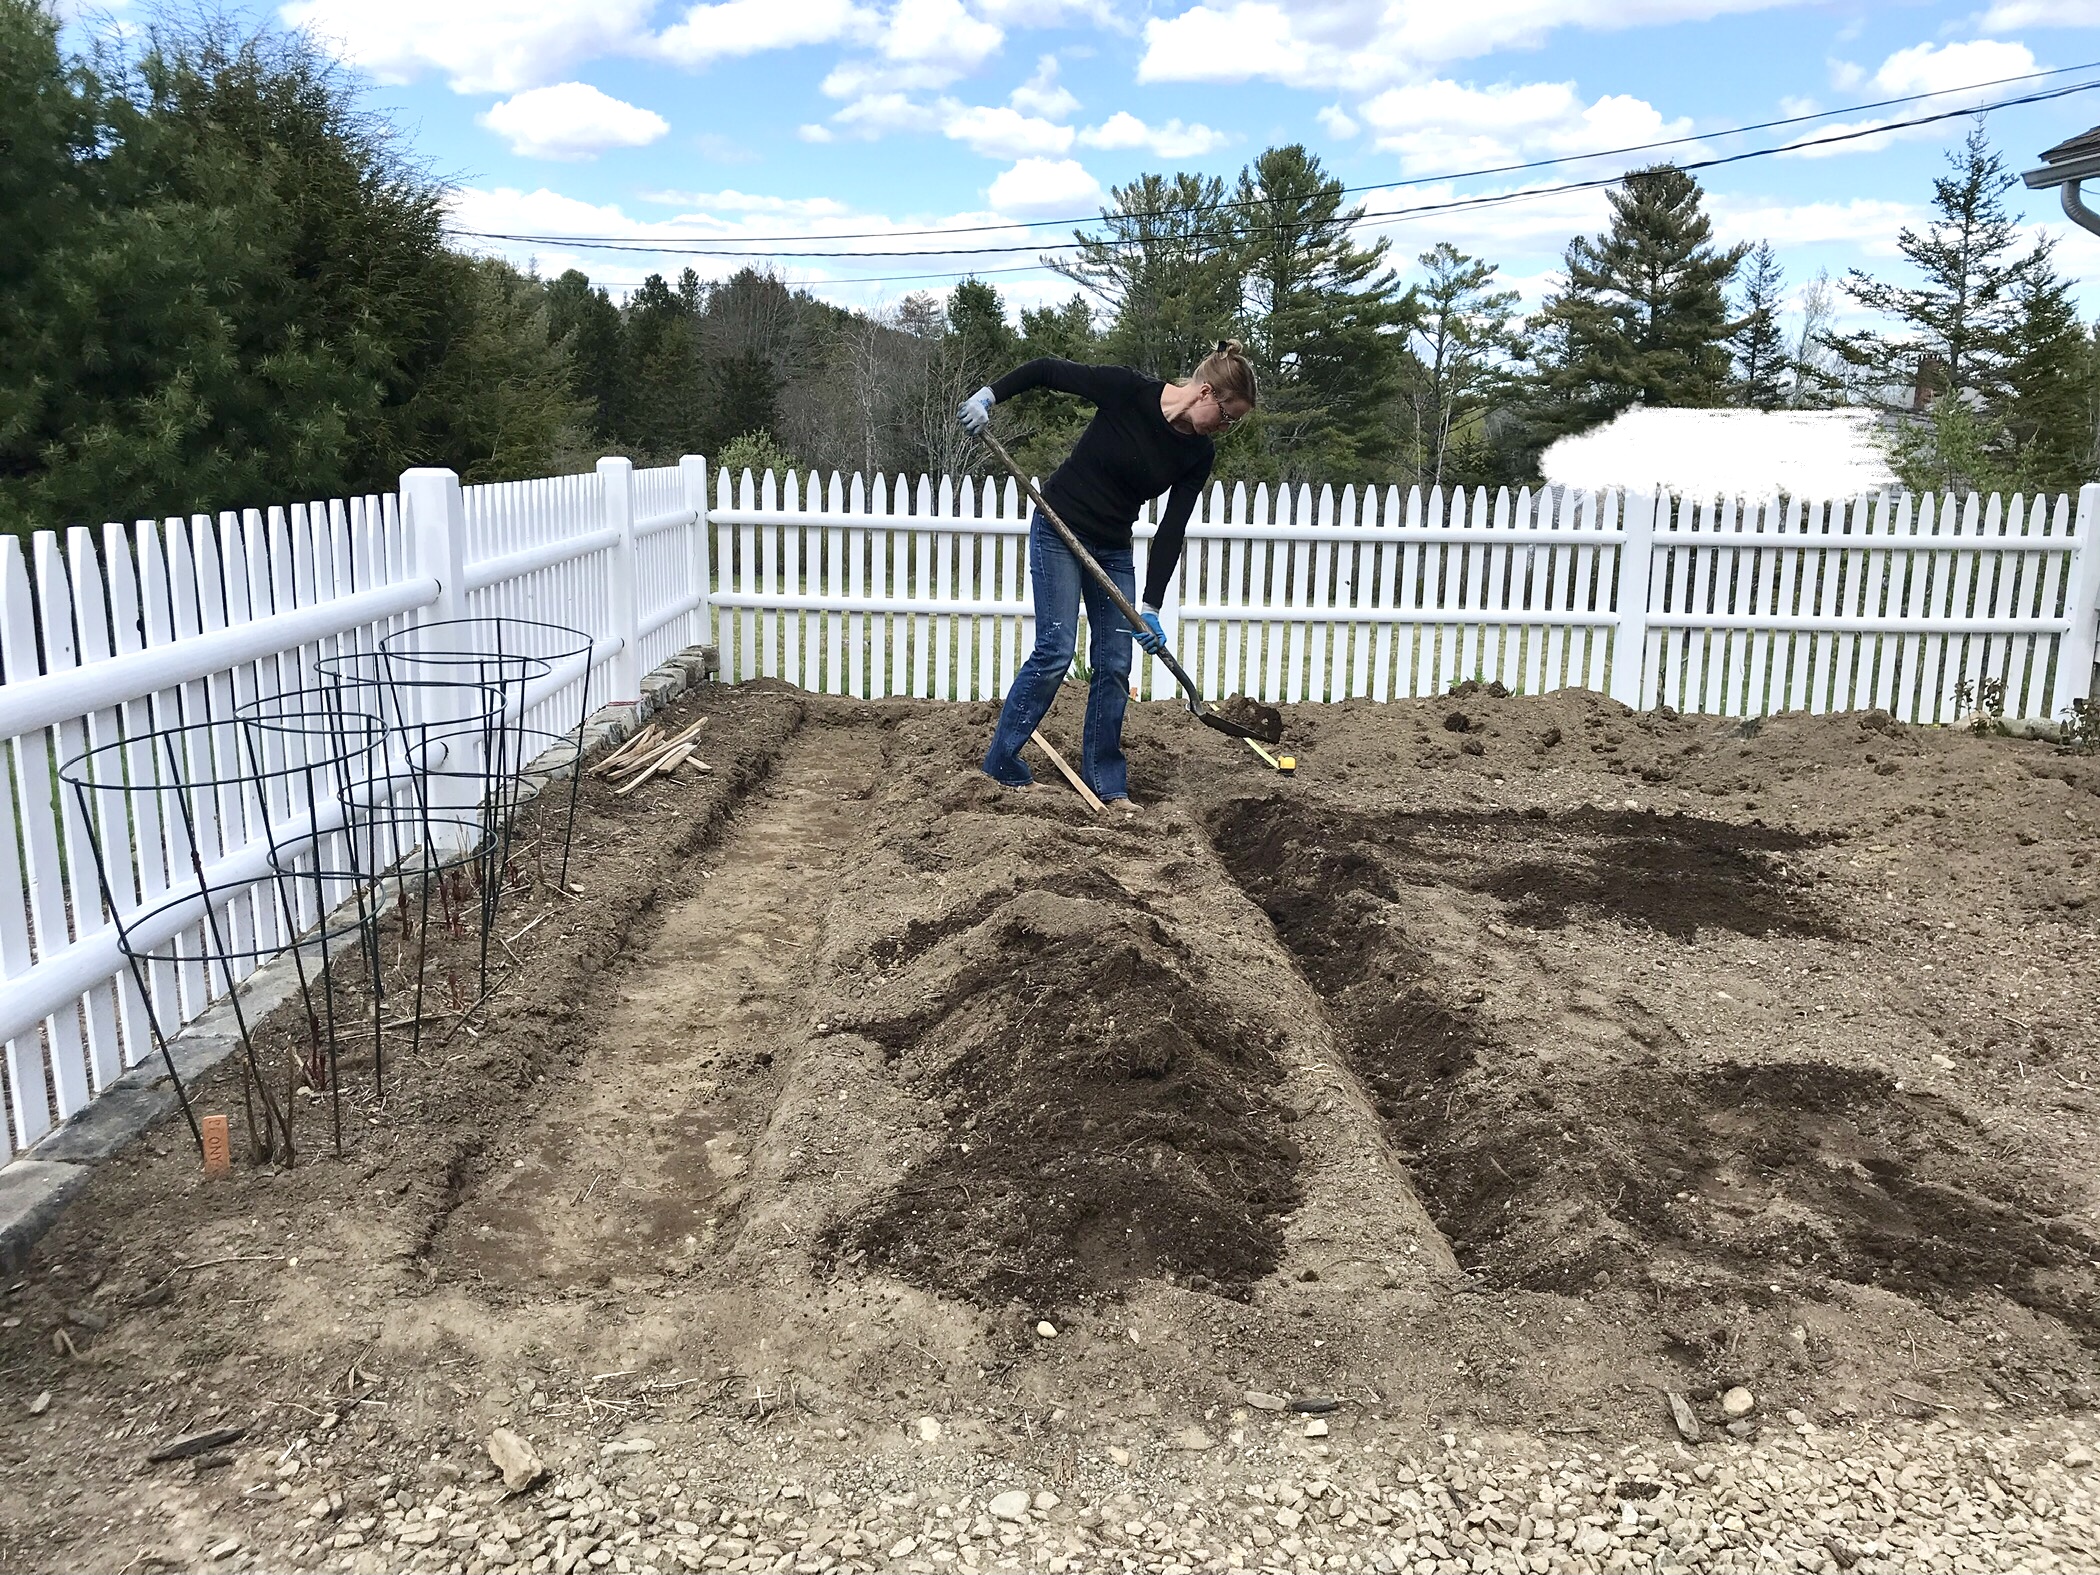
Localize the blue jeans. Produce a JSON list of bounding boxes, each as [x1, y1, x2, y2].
[[982, 513, 1139, 800]]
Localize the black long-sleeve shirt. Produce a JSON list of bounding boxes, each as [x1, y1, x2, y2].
[[988, 358, 1213, 608]]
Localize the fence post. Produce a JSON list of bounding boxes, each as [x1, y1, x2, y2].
[[399, 467, 475, 854], [598, 455, 640, 703], [679, 454, 712, 657], [1609, 490, 1657, 710], [2053, 483, 2100, 721]]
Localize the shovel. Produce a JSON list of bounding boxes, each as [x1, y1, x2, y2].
[[977, 430, 1284, 747]]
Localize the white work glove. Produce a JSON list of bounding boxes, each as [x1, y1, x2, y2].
[[957, 385, 995, 436]]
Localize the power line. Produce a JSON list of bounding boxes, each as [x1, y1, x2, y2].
[[456, 75, 2100, 267], [451, 57, 2100, 255]]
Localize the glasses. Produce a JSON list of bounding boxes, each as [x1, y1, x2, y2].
[[1206, 388, 1246, 431]]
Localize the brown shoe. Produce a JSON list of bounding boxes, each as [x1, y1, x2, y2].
[[1103, 796, 1142, 817]]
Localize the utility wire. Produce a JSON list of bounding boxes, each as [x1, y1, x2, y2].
[[452, 58, 2100, 255]]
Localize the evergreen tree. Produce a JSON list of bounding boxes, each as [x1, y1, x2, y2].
[[1830, 125, 2031, 411], [1230, 144, 1411, 481], [1006, 293, 1100, 479], [1403, 243, 1520, 491], [1532, 164, 1748, 437], [618, 271, 707, 459], [405, 255, 590, 481], [945, 278, 1017, 387], [1730, 241, 1789, 410], [1053, 171, 1241, 379], [2002, 240, 2095, 493], [547, 270, 623, 442]]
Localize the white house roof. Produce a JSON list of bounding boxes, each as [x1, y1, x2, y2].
[[1539, 406, 1897, 500]]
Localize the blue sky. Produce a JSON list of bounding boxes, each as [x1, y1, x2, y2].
[[85, 1, 2100, 330]]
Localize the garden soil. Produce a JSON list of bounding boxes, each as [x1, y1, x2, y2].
[[5, 678, 2100, 1570]]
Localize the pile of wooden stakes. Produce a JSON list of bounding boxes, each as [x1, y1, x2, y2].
[[591, 716, 711, 796]]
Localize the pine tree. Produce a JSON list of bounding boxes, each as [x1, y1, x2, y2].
[[1053, 171, 1242, 379], [547, 270, 623, 442], [2003, 240, 2097, 493], [1730, 241, 1789, 410], [619, 272, 708, 460], [1230, 144, 1412, 481], [1532, 164, 1748, 437], [1403, 243, 1519, 491], [1829, 125, 2031, 410], [945, 278, 1017, 388]]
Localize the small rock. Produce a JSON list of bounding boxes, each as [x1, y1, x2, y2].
[[1930, 1053, 1956, 1070], [988, 1490, 1031, 1523], [1666, 1392, 1702, 1444], [889, 1537, 918, 1558], [1032, 1491, 1060, 1511], [1244, 1391, 1288, 1413], [487, 1429, 546, 1492], [27, 1391, 49, 1416], [1274, 1508, 1303, 1530], [1169, 1427, 1213, 1451], [599, 1438, 656, 1458], [1785, 1408, 1808, 1426], [206, 1538, 241, 1562], [1108, 1447, 1131, 1467], [1721, 1387, 1756, 1418], [2065, 1445, 2095, 1469], [1726, 1420, 1759, 1439], [916, 1417, 942, 1443], [1035, 1321, 1057, 1338], [1303, 1419, 1329, 1438]]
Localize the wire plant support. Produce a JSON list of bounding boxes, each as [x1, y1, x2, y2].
[[55, 617, 596, 1169]]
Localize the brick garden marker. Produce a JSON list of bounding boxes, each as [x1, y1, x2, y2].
[[200, 1114, 232, 1178]]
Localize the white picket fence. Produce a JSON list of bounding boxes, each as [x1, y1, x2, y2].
[[0, 458, 707, 1161], [710, 470, 2100, 725], [4, 457, 2098, 1167]]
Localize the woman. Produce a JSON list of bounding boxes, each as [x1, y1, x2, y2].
[[958, 340, 1257, 811]]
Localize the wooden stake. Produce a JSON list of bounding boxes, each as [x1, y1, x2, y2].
[[1029, 730, 1106, 813]]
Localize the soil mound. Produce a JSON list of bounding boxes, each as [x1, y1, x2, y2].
[[1212, 795, 2100, 1336], [825, 893, 1301, 1310], [1215, 797, 1833, 943]]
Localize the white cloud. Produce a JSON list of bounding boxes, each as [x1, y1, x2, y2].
[[883, 0, 1003, 68], [800, 123, 837, 142], [637, 189, 853, 217], [829, 91, 946, 137], [812, 0, 1005, 103], [1077, 111, 1231, 157], [281, 0, 654, 93], [1828, 58, 1864, 91], [1875, 37, 2036, 94], [1010, 55, 1081, 119], [1136, 0, 1817, 93], [1356, 79, 1691, 173], [988, 156, 1103, 215], [1789, 39, 2038, 157], [1317, 104, 1360, 138], [655, 0, 875, 66], [1978, 1, 2100, 26], [1708, 195, 1921, 257], [945, 104, 1076, 158], [480, 82, 668, 160]]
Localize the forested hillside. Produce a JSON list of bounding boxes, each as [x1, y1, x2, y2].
[[5, 0, 2097, 539]]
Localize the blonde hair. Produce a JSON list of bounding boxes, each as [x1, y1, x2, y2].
[[1188, 339, 1258, 410]]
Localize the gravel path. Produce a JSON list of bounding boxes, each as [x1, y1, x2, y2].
[[254, 1413, 2098, 1575]]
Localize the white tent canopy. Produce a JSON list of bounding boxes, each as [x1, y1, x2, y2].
[[1539, 406, 1897, 499]]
